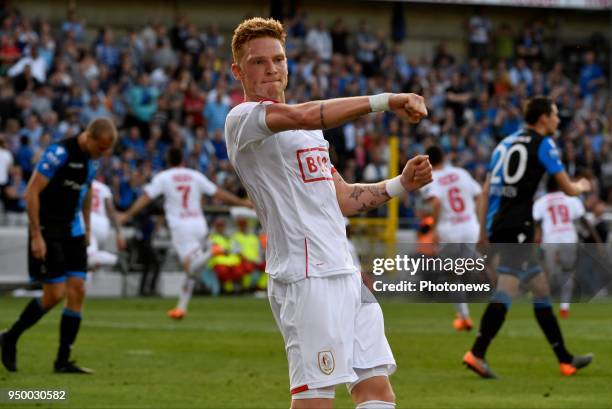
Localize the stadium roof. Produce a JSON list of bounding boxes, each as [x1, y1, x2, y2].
[[396, 0, 611, 10]]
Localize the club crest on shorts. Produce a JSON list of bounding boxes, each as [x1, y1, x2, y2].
[[318, 350, 335, 375]]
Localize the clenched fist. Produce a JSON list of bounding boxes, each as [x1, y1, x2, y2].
[[400, 155, 433, 192], [390, 93, 428, 123]]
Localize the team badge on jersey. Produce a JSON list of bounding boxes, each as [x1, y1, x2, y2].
[[318, 350, 335, 375]]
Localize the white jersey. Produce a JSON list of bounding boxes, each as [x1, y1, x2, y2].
[[92, 180, 112, 220], [533, 191, 585, 243], [422, 165, 482, 242], [144, 167, 218, 231], [225, 101, 355, 283]]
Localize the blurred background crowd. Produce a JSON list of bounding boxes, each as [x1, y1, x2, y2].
[[0, 3, 610, 228]]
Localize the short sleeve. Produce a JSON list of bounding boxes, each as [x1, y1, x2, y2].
[[36, 144, 68, 179], [227, 102, 275, 151], [537, 137, 565, 175], [197, 173, 218, 196], [532, 197, 544, 221], [144, 174, 163, 199], [421, 182, 439, 199]]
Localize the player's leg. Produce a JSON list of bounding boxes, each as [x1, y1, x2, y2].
[[1, 237, 67, 372], [528, 271, 592, 375], [167, 228, 203, 319], [349, 278, 396, 408], [54, 236, 92, 374], [464, 273, 519, 378], [1, 282, 65, 372], [269, 275, 359, 408], [558, 245, 578, 318]]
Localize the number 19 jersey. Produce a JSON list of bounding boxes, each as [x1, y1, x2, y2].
[[486, 129, 565, 238]]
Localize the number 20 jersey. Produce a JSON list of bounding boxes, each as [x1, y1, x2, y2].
[[486, 129, 565, 236]]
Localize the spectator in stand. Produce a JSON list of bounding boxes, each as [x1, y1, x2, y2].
[[467, 8, 492, 61], [204, 86, 230, 135], [306, 19, 332, 63], [579, 51, 605, 105], [8, 44, 47, 84]]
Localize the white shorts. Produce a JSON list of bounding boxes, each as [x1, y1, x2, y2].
[[438, 223, 479, 244], [170, 221, 207, 263], [268, 273, 396, 394], [91, 217, 111, 245]]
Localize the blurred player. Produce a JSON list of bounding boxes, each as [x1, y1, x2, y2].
[[533, 176, 602, 318], [422, 145, 483, 331], [88, 179, 125, 269], [119, 147, 250, 319], [226, 17, 430, 409], [463, 96, 593, 378], [1, 118, 117, 374]]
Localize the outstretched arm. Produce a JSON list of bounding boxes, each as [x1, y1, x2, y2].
[[118, 194, 152, 225], [333, 155, 433, 216], [265, 93, 427, 133], [213, 188, 252, 208], [554, 172, 591, 197]]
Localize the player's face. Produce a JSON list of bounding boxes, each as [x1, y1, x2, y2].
[[87, 133, 115, 159], [232, 37, 288, 103], [544, 104, 560, 134]]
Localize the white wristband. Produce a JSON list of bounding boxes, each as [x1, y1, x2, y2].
[[369, 93, 392, 112], [385, 176, 406, 197]]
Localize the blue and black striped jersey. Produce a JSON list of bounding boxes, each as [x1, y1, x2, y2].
[[486, 129, 564, 236]]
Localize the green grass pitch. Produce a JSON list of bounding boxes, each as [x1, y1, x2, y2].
[[0, 297, 611, 408]]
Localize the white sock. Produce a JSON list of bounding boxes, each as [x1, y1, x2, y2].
[[454, 303, 469, 318], [177, 276, 196, 311], [560, 275, 574, 309], [355, 400, 396, 409], [188, 248, 212, 275]]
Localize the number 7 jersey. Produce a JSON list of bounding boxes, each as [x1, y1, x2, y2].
[[143, 167, 218, 230], [486, 129, 565, 236]]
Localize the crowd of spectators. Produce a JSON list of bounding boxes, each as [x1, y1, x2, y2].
[[0, 6, 610, 229]]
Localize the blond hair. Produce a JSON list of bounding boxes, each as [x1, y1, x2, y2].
[[86, 117, 117, 141], [231, 17, 286, 63]]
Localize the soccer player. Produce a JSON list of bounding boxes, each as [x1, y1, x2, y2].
[[88, 178, 125, 269], [422, 145, 483, 331], [225, 17, 430, 409], [533, 176, 602, 318], [463, 96, 593, 378], [119, 147, 250, 319], [0, 118, 117, 374]]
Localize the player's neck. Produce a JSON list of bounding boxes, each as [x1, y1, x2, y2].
[[244, 92, 285, 104], [525, 124, 548, 137]]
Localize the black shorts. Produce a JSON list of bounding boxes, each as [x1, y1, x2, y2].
[[29, 234, 87, 284], [489, 228, 540, 282]]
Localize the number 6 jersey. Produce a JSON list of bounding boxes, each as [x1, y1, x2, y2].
[[486, 129, 565, 237]]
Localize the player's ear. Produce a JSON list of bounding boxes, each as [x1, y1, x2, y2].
[[231, 63, 242, 81]]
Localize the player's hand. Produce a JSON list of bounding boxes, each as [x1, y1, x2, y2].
[[117, 212, 128, 225], [31, 233, 46, 260], [242, 199, 255, 209], [116, 234, 126, 251], [574, 178, 591, 194], [400, 155, 433, 192], [389, 93, 427, 124]]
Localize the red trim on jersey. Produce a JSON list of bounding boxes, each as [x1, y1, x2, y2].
[[291, 384, 309, 395], [257, 98, 280, 104], [304, 238, 309, 278], [331, 166, 337, 174]]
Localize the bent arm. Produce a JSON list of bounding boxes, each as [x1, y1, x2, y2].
[[554, 172, 589, 197], [213, 188, 249, 207], [265, 93, 426, 133], [333, 171, 390, 216], [25, 171, 50, 237], [83, 187, 92, 235], [122, 194, 152, 223]]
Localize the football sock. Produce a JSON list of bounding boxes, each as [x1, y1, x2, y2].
[[455, 303, 470, 318], [355, 400, 396, 409], [6, 298, 48, 341], [533, 303, 573, 363], [57, 308, 82, 363], [471, 302, 508, 358], [177, 276, 196, 311]]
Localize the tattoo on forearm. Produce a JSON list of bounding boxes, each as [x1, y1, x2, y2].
[[350, 184, 391, 213], [320, 103, 328, 130]]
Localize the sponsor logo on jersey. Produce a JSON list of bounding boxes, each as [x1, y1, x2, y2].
[[68, 162, 84, 169], [318, 350, 335, 375], [296, 147, 333, 183]]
